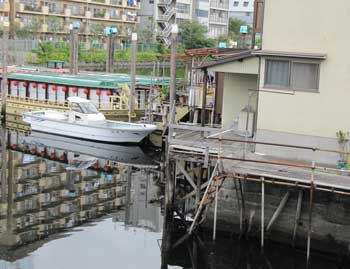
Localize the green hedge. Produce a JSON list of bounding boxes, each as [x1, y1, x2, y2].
[[32, 42, 162, 64]]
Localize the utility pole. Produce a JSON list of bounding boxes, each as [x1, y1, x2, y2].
[[169, 24, 178, 124], [1, 22, 9, 126], [69, 22, 80, 75], [1, 22, 9, 203], [9, 0, 15, 39], [129, 33, 137, 122], [105, 27, 117, 73]]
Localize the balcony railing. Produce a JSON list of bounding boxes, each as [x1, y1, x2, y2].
[[210, 1, 229, 9], [209, 16, 228, 24], [94, 12, 106, 18], [24, 4, 42, 12]]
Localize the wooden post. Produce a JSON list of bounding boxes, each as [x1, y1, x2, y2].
[[9, 0, 16, 39], [69, 23, 79, 75], [1, 23, 9, 126], [106, 33, 116, 73], [1, 129, 7, 202], [196, 164, 202, 207], [241, 33, 247, 49], [129, 33, 137, 122], [201, 68, 208, 127], [213, 180, 219, 242], [124, 166, 132, 225], [6, 150, 13, 231], [261, 177, 265, 250], [266, 191, 290, 232], [169, 24, 178, 115], [161, 159, 176, 269]]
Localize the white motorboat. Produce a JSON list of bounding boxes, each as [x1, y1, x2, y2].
[[23, 97, 156, 144]]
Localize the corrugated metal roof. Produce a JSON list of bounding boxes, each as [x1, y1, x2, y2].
[[198, 50, 254, 69], [4, 72, 170, 89]]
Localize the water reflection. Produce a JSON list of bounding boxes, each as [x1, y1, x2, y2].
[[0, 128, 165, 268]]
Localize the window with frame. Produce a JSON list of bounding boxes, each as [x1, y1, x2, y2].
[[264, 59, 320, 92], [233, 1, 239, 7], [243, 1, 249, 7]]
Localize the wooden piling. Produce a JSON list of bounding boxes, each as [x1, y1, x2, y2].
[[213, 180, 219, 242], [69, 26, 79, 75], [124, 166, 132, 225], [307, 161, 316, 265], [292, 190, 303, 247], [106, 33, 116, 73], [266, 191, 290, 232], [129, 33, 137, 122], [161, 159, 176, 268], [201, 68, 208, 127], [1, 23, 9, 125], [169, 24, 178, 120], [1, 129, 7, 202]]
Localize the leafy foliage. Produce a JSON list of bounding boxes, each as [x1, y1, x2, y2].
[[228, 18, 252, 40], [179, 21, 215, 49], [32, 41, 161, 64]]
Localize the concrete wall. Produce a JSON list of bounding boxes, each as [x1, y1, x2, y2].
[[256, 0, 350, 163], [206, 180, 350, 255], [221, 73, 257, 129]]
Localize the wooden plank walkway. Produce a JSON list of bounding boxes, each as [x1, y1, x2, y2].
[[168, 127, 350, 194]]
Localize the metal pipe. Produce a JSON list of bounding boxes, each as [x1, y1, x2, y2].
[[207, 136, 350, 156], [307, 161, 315, 265], [261, 176, 265, 250]]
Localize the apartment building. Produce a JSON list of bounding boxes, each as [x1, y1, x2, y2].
[[228, 0, 254, 24], [155, 0, 229, 44], [0, 0, 140, 40], [207, 0, 229, 38]]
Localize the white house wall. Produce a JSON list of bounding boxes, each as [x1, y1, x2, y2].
[[255, 0, 350, 164], [208, 57, 259, 75], [222, 73, 257, 129]]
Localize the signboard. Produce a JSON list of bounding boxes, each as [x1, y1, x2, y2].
[[240, 25, 248, 34]]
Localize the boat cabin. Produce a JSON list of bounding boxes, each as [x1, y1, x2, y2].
[[67, 97, 106, 122]]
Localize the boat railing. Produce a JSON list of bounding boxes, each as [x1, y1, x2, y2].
[[3, 95, 144, 111]]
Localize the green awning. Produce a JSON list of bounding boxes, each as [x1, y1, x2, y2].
[[5, 72, 171, 89]]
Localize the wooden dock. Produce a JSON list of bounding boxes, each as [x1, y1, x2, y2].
[[161, 123, 350, 267]]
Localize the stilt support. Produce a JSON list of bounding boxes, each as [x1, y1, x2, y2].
[[266, 191, 290, 232], [261, 177, 265, 250], [292, 190, 303, 247]]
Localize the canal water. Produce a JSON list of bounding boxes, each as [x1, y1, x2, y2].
[[0, 128, 349, 269]]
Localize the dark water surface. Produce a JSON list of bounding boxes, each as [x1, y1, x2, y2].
[[0, 128, 348, 269]]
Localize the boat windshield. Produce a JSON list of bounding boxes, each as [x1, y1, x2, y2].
[[79, 102, 99, 114]]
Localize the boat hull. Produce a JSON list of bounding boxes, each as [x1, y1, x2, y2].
[[23, 113, 155, 144]]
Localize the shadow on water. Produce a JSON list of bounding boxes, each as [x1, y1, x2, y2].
[[163, 222, 350, 269]]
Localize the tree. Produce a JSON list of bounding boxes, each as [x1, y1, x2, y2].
[[137, 17, 155, 44], [228, 18, 251, 41], [179, 21, 215, 49]]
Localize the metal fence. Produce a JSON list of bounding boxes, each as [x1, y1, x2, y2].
[[0, 39, 160, 65]]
